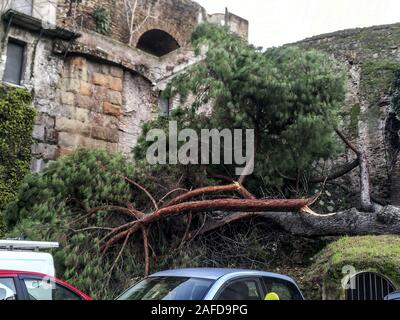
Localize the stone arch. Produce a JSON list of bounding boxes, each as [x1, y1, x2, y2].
[[131, 19, 189, 53], [136, 29, 180, 57]]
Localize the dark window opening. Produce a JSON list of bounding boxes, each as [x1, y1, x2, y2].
[[137, 29, 180, 57], [3, 39, 25, 85]]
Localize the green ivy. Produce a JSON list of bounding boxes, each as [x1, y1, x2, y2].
[[93, 6, 112, 36], [0, 86, 35, 236]]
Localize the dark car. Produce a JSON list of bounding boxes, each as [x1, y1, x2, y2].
[[117, 268, 304, 300]]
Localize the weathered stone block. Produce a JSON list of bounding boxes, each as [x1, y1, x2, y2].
[[101, 65, 110, 74], [93, 85, 108, 100], [31, 143, 58, 160], [60, 92, 75, 105], [92, 72, 109, 86], [36, 113, 55, 128], [32, 125, 45, 141], [109, 76, 123, 92], [91, 126, 119, 143], [70, 57, 87, 67], [110, 66, 124, 78], [103, 102, 121, 116], [57, 147, 74, 158], [58, 132, 81, 148], [80, 81, 93, 96], [76, 95, 99, 112], [76, 107, 90, 123], [64, 78, 80, 94], [56, 117, 90, 135], [108, 90, 122, 105]]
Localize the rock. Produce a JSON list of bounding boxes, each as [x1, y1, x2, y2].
[[103, 102, 121, 116], [60, 92, 75, 105], [92, 72, 109, 87], [108, 90, 122, 105], [55, 117, 90, 135], [109, 76, 123, 92], [110, 66, 124, 78], [80, 81, 93, 97]]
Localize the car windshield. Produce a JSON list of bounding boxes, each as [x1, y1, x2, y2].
[[118, 277, 214, 300]]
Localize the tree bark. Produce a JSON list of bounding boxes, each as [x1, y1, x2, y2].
[[190, 206, 400, 238], [335, 129, 374, 212]]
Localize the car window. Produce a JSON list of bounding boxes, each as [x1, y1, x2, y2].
[[263, 277, 302, 300], [216, 279, 262, 300], [118, 277, 214, 300], [22, 278, 82, 300], [0, 278, 17, 300]]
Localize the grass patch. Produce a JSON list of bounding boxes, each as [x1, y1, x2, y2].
[[305, 235, 400, 299]]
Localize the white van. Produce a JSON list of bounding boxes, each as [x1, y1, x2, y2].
[[0, 240, 59, 277]]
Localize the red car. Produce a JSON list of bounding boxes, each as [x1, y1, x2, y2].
[[0, 270, 92, 300]]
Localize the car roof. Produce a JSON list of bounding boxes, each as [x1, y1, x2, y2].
[[0, 269, 46, 277], [149, 268, 296, 282]]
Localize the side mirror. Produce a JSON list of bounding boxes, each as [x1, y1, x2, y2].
[[265, 292, 280, 301], [0, 288, 7, 300]]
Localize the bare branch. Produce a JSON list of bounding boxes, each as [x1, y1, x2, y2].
[[125, 177, 159, 211]]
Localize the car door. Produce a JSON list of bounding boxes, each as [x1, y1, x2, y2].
[[18, 275, 83, 300], [262, 277, 303, 300], [214, 277, 264, 300], [0, 276, 19, 300]]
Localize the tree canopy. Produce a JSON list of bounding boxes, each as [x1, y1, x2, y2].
[[161, 23, 346, 189]]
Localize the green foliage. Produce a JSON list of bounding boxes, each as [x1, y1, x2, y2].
[[4, 149, 143, 298], [0, 86, 35, 236], [93, 6, 111, 36], [305, 235, 400, 299], [4, 149, 200, 298], [161, 23, 346, 190]]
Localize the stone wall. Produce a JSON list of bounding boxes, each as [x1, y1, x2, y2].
[[57, 0, 196, 45], [56, 0, 248, 48], [295, 23, 400, 204], [1, 24, 159, 172], [0, 0, 248, 173]]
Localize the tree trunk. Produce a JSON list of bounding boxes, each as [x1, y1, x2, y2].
[[259, 206, 400, 236], [189, 206, 400, 239]]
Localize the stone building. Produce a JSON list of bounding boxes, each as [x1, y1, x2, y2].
[[2, 1, 400, 205], [296, 24, 400, 204], [0, 0, 248, 171]]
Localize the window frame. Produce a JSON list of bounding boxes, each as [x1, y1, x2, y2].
[[213, 277, 264, 301], [261, 276, 303, 301], [18, 274, 83, 301], [3, 37, 27, 86], [0, 276, 25, 300]]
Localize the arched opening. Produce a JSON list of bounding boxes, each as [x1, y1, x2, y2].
[[345, 272, 396, 300], [136, 29, 180, 57]]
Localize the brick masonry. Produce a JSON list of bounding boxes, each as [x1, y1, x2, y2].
[[0, 0, 248, 173]]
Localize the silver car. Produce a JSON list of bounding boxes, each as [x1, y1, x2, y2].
[[117, 268, 304, 300]]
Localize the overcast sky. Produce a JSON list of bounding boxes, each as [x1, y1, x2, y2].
[[195, 0, 400, 48]]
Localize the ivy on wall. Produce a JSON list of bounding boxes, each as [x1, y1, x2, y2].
[[93, 6, 112, 36], [0, 86, 36, 236]]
